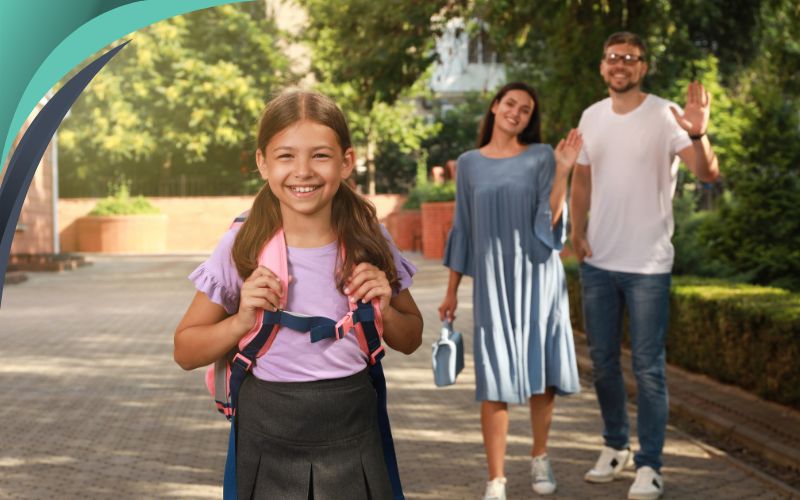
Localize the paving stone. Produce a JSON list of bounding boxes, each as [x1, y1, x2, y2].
[[0, 253, 794, 499]]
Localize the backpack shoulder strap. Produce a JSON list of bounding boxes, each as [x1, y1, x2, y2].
[[236, 228, 288, 353], [257, 228, 288, 310], [350, 299, 385, 365], [229, 211, 287, 311], [207, 224, 287, 419], [230, 210, 250, 229]]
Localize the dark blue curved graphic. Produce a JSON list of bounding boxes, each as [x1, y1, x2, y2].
[[0, 42, 129, 306]]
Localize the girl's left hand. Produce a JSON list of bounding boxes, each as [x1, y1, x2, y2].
[[344, 263, 392, 313], [554, 128, 583, 171]]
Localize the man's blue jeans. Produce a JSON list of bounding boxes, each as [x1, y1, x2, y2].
[[579, 262, 671, 472]]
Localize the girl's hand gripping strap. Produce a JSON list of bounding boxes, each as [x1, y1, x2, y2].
[[206, 228, 289, 418], [227, 228, 289, 414], [237, 228, 288, 353], [338, 245, 385, 364]]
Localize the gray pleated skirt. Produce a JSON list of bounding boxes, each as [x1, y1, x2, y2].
[[236, 369, 393, 500]]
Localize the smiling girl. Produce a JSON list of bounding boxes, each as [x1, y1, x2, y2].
[[174, 90, 422, 499]]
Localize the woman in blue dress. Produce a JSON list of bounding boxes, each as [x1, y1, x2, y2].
[[438, 82, 582, 499]]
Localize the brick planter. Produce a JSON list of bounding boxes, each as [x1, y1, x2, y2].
[[76, 214, 168, 253], [386, 209, 422, 252], [9, 253, 90, 272], [421, 201, 455, 260]]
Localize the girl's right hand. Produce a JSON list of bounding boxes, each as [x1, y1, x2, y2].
[[234, 266, 285, 333], [438, 293, 458, 322]]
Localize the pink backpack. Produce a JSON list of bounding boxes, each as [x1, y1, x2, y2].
[[205, 220, 385, 419]]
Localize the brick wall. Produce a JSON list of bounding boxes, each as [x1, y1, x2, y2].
[[59, 194, 406, 253], [4, 118, 55, 255]]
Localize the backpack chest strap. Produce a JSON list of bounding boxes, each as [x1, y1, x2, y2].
[[263, 310, 338, 342], [260, 303, 384, 364]]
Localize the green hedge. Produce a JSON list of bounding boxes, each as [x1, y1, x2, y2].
[[402, 181, 456, 209], [89, 183, 160, 216], [563, 260, 800, 408]]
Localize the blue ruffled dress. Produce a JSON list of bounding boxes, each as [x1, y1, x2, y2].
[[444, 144, 580, 403]]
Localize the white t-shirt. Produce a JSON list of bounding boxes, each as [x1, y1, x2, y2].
[[577, 94, 692, 274]]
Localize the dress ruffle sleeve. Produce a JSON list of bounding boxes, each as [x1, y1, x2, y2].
[[533, 147, 566, 255], [443, 156, 474, 277], [188, 227, 243, 315]]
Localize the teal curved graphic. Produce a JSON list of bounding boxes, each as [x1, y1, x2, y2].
[[1, 0, 248, 174]]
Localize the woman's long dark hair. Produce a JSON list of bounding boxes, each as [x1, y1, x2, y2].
[[477, 82, 541, 148], [232, 90, 399, 291]]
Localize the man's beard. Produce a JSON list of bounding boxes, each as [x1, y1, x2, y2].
[[606, 81, 638, 93], [604, 74, 639, 93]]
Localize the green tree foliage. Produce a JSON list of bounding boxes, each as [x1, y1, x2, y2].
[[297, 0, 447, 194], [672, 190, 735, 278], [298, 0, 448, 109], [356, 93, 441, 193], [59, 4, 292, 197], [699, 0, 800, 289], [372, 141, 417, 193], [659, 55, 748, 175], [423, 93, 487, 168]]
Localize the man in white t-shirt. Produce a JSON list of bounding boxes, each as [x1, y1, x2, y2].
[[570, 32, 719, 500]]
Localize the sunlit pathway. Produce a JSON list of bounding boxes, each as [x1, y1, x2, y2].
[[0, 254, 788, 499]]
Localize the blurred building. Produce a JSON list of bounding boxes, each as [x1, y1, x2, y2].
[[430, 18, 506, 101], [264, 0, 314, 86]]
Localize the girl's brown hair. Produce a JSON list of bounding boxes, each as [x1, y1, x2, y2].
[[231, 90, 399, 292]]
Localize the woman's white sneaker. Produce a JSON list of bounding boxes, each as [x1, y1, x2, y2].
[[482, 477, 507, 500], [584, 446, 632, 483], [531, 454, 557, 495], [628, 466, 663, 500]]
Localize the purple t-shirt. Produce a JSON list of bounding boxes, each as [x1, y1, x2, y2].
[[189, 225, 416, 382]]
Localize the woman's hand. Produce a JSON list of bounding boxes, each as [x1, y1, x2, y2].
[[345, 263, 392, 313], [551, 128, 583, 226], [438, 292, 458, 322], [234, 266, 285, 333], [554, 128, 583, 173]]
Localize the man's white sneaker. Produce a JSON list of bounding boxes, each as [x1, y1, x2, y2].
[[482, 477, 507, 500], [628, 466, 663, 500], [531, 454, 557, 495], [584, 446, 632, 483]]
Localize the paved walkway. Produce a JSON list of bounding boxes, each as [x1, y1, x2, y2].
[[0, 253, 794, 499]]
